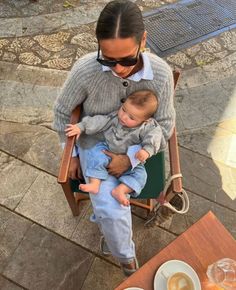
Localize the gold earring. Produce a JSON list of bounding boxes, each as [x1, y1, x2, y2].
[[141, 47, 150, 53]]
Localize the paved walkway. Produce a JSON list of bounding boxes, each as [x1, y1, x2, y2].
[[0, 1, 236, 289]]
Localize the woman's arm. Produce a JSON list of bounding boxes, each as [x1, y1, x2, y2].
[[53, 54, 98, 143], [154, 70, 175, 150]]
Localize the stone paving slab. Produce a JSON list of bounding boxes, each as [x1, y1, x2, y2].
[[133, 215, 176, 265], [81, 257, 123, 290], [0, 1, 178, 38], [179, 147, 236, 210], [0, 121, 62, 176], [0, 6, 101, 38], [178, 121, 236, 200], [3, 222, 94, 290], [0, 0, 79, 17], [0, 61, 67, 87], [0, 276, 24, 290], [169, 190, 236, 239], [71, 205, 103, 256], [214, 160, 236, 201], [178, 121, 234, 158], [15, 171, 87, 239], [0, 18, 22, 38], [0, 152, 39, 210], [177, 51, 236, 90], [0, 0, 178, 19], [0, 80, 59, 125], [0, 206, 32, 273], [175, 74, 236, 131]]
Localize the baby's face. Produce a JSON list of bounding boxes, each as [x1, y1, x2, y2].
[[118, 101, 147, 128]]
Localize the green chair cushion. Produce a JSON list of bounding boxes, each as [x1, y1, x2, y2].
[[137, 151, 165, 199]]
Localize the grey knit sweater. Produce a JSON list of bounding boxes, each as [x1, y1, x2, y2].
[[53, 52, 175, 151]]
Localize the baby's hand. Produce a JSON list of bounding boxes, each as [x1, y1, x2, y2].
[[65, 124, 81, 140], [135, 149, 150, 163]]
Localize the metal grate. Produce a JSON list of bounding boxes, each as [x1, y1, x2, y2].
[[145, 8, 201, 50], [215, 0, 236, 19], [176, 0, 235, 34], [143, 0, 236, 56]]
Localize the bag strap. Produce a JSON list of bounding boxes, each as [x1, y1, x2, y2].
[[144, 174, 190, 227], [156, 173, 189, 214]]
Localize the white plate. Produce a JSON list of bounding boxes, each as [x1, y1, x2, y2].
[[154, 260, 201, 290], [124, 288, 144, 290]]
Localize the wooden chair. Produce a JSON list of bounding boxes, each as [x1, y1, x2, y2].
[[57, 71, 182, 216]]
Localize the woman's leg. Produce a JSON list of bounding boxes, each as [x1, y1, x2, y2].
[[79, 146, 136, 264]]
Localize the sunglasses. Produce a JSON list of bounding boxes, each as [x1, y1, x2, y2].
[[96, 42, 141, 67]]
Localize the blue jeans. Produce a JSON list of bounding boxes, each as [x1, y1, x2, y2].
[[85, 142, 147, 197], [78, 143, 146, 263]]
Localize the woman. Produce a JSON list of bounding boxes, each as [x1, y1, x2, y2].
[[53, 0, 174, 276]]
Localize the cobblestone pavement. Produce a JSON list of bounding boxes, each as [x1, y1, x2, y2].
[[0, 1, 236, 289]]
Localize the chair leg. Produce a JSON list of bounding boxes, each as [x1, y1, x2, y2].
[[61, 182, 80, 216], [130, 198, 154, 215], [75, 192, 90, 208], [146, 199, 154, 214]]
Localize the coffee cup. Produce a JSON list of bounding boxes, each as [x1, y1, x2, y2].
[[167, 272, 195, 290]]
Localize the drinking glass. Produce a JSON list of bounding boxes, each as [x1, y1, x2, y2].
[[207, 258, 236, 290]]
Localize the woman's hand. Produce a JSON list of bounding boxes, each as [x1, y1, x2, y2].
[[69, 157, 82, 180], [103, 150, 131, 178]]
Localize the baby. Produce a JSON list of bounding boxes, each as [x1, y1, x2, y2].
[[65, 90, 161, 206]]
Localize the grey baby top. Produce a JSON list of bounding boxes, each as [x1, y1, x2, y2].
[[77, 111, 161, 157]]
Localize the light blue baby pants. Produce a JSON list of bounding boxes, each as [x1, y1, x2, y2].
[[85, 142, 147, 196]]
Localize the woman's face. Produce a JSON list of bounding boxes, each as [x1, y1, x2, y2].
[[99, 34, 146, 79]]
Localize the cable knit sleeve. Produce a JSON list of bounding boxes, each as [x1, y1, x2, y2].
[[52, 53, 99, 143], [153, 64, 175, 150], [52, 66, 87, 142]]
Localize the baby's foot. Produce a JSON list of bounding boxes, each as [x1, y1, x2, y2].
[[79, 183, 99, 194], [112, 186, 130, 206]]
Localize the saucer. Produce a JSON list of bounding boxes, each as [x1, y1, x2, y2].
[[154, 260, 201, 290], [124, 288, 144, 290]]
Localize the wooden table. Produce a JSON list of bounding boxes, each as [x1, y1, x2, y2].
[[115, 211, 236, 290]]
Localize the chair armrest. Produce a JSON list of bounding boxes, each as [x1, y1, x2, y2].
[[169, 70, 182, 192], [168, 128, 182, 192], [57, 106, 81, 184]]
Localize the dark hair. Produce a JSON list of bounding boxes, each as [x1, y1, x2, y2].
[[96, 0, 144, 43], [127, 90, 159, 118]]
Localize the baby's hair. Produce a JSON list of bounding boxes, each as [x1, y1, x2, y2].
[[127, 90, 159, 118]]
